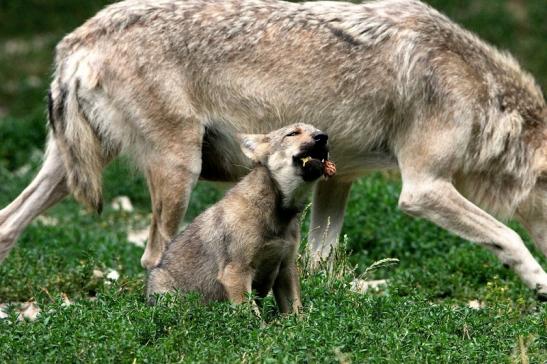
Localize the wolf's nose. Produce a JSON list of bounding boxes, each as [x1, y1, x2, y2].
[[313, 133, 328, 144]]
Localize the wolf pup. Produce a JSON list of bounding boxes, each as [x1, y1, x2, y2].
[[147, 124, 335, 312]]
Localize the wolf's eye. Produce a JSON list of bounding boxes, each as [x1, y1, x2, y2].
[[286, 131, 300, 137]]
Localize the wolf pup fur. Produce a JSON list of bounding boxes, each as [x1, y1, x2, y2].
[[147, 124, 332, 312], [0, 0, 546, 296]]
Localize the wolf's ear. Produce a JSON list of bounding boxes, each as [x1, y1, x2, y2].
[[239, 134, 269, 163]]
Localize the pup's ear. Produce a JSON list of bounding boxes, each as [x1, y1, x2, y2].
[[239, 134, 269, 163]]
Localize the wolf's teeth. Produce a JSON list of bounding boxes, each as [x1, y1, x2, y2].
[[301, 156, 312, 166]]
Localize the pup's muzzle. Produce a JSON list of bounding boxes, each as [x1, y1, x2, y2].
[[294, 134, 336, 181]]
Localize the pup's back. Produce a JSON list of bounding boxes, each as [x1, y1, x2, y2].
[[147, 209, 232, 302]]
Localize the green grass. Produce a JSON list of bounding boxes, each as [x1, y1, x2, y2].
[[0, 0, 546, 363]]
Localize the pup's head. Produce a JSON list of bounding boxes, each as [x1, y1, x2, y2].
[[240, 123, 334, 190]]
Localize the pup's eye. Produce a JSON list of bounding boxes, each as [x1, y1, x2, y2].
[[286, 131, 300, 137]]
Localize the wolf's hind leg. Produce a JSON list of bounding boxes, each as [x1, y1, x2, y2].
[[307, 178, 352, 268], [0, 138, 68, 262], [140, 123, 203, 269]]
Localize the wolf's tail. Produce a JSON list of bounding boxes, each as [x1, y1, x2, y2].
[[48, 78, 104, 213]]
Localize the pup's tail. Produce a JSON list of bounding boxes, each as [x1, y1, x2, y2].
[[48, 78, 104, 213], [146, 268, 177, 305]]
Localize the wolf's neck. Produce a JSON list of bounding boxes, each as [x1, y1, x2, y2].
[[270, 168, 314, 213], [237, 165, 309, 221]]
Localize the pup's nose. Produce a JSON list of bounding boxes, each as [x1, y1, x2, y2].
[[313, 133, 328, 145]]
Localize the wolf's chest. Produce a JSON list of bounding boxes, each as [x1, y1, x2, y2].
[[251, 237, 297, 292], [254, 238, 295, 268]]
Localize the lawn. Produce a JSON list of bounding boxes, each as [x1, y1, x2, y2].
[[0, 0, 546, 362]]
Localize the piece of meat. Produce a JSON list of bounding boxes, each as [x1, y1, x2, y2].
[[323, 160, 336, 178]]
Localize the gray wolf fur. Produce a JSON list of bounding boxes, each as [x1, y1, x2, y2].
[[0, 0, 546, 296], [147, 123, 331, 311]]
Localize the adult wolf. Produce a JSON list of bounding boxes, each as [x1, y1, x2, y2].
[[0, 0, 545, 296]]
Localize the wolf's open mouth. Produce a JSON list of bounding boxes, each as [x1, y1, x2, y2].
[[293, 142, 335, 181], [299, 155, 324, 167], [293, 145, 329, 168]]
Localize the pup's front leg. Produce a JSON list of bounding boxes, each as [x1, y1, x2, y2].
[[273, 262, 302, 314]]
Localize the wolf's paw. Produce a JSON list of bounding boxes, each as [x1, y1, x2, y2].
[[140, 251, 162, 270], [536, 282, 547, 302]]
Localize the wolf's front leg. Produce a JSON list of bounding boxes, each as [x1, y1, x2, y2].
[[273, 262, 302, 314], [308, 177, 352, 269], [398, 177, 547, 297], [517, 182, 547, 258]]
